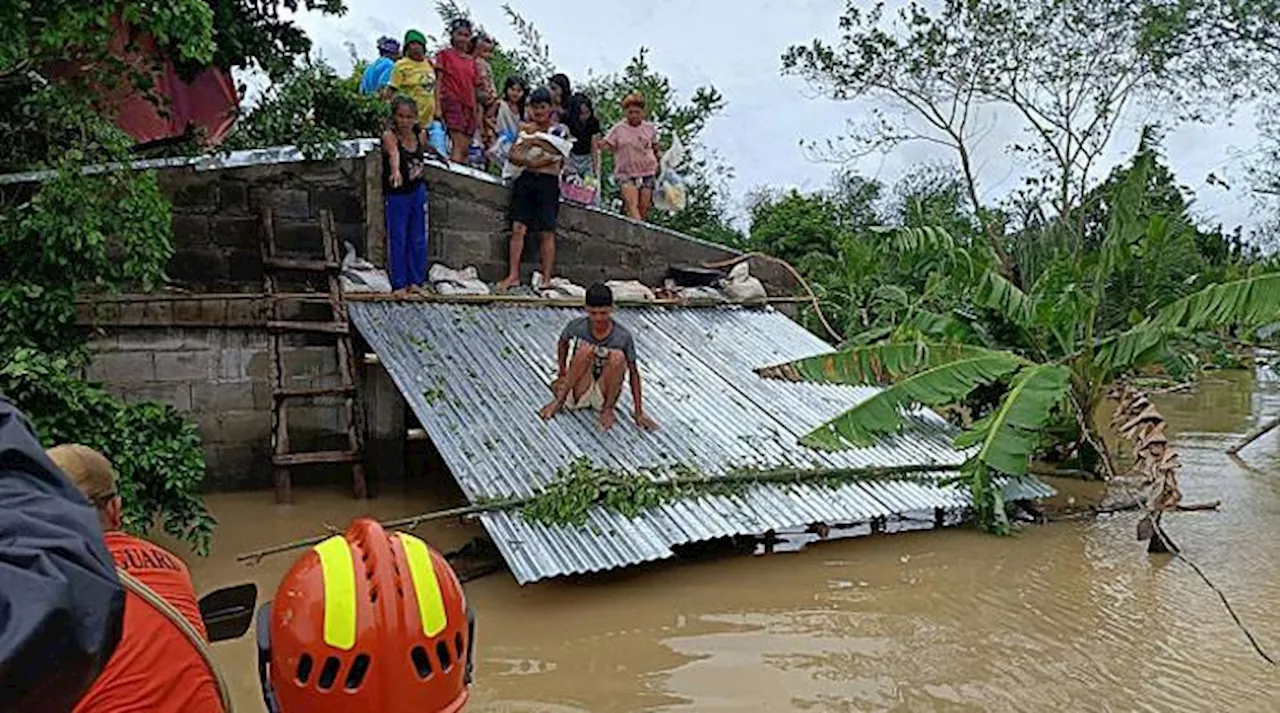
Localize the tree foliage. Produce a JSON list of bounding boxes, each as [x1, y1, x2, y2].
[[760, 147, 1280, 533], [782, 0, 1280, 242], [224, 59, 387, 157], [0, 0, 335, 553]]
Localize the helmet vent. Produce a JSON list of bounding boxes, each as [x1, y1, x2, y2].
[[344, 654, 371, 691], [436, 641, 453, 672], [455, 632, 464, 660], [317, 656, 341, 691], [295, 654, 314, 684], [411, 646, 434, 678]]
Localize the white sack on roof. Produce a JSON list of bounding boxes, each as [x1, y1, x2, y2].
[[340, 241, 392, 293], [662, 279, 727, 303], [430, 264, 490, 296], [606, 280, 656, 302], [722, 261, 767, 302], [533, 272, 586, 300]]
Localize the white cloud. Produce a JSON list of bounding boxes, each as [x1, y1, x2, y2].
[[285, 0, 1266, 232]]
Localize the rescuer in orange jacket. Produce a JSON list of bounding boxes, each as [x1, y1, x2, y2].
[[256, 518, 474, 713]]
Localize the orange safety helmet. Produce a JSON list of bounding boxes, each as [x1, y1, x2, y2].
[[256, 518, 474, 713]]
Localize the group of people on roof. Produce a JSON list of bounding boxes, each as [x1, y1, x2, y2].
[[362, 20, 666, 296]]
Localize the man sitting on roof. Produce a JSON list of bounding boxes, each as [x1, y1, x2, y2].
[[540, 283, 660, 432]]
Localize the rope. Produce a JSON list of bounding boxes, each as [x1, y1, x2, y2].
[[1150, 524, 1277, 666], [700, 252, 844, 344], [116, 568, 236, 712]]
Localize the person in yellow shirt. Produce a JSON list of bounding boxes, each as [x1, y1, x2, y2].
[[387, 29, 438, 123]]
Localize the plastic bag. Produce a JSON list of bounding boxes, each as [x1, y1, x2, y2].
[[653, 134, 689, 213], [560, 172, 599, 205], [428, 120, 449, 158], [489, 127, 517, 166]]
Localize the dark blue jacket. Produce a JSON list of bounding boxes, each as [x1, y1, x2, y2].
[[0, 398, 125, 712]]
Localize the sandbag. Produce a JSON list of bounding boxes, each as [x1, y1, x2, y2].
[[429, 264, 490, 296], [340, 241, 392, 293], [606, 280, 656, 302], [533, 272, 586, 300], [721, 261, 767, 302]]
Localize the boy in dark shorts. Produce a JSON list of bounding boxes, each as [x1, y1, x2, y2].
[[540, 284, 660, 432], [497, 88, 567, 291]]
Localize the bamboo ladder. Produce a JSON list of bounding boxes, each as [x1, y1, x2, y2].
[[260, 206, 367, 503]]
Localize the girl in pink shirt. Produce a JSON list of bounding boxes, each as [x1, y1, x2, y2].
[[600, 93, 662, 221]]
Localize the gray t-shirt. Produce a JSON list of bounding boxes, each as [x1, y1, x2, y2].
[[560, 317, 638, 364]]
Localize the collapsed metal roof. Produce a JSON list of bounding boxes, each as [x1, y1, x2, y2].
[[350, 301, 1053, 584]]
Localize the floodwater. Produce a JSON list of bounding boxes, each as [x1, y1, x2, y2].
[[187, 369, 1280, 712]]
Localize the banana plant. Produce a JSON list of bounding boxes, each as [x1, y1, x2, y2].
[[760, 238, 1280, 534]]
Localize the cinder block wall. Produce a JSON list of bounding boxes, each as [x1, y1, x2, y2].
[[76, 149, 797, 490]]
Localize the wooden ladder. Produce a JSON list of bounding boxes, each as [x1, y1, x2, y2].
[[261, 207, 367, 504]]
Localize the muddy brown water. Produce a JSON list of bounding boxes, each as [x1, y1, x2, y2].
[[183, 370, 1280, 712]]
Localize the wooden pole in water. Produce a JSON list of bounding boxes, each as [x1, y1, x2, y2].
[[1226, 416, 1280, 456]]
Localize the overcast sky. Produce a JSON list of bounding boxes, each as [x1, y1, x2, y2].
[[284, 0, 1269, 233]]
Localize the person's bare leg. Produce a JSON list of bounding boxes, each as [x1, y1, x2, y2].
[[597, 350, 628, 431], [539, 230, 556, 283], [540, 348, 595, 420], [639, 186, 654, 222], [449, 130, 469, 163], [497, 222, 527, 291], [620, 183, 641, 220]]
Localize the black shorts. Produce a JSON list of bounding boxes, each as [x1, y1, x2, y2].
[[510, 172, 561, 233]]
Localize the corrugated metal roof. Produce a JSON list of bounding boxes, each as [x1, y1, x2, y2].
[[350, 302, 1054, 584]]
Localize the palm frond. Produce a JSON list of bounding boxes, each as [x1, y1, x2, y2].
[[756, 343, 1020, 385], [1097, 272, 1280, 375], [1094, 324, 1166, 375], [798, 353, 1027, 450], [953, 364, 1072, 476], [888, 226, 957, 254], [975, 270, 1035, 328], [1151, 272, 1280, 331]]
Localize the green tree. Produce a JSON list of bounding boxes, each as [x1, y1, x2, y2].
[[782, 0, 1280, 269], [0, 0, 337, 552], [225, 58, 388, 157], [760, 157, 1280, 535]]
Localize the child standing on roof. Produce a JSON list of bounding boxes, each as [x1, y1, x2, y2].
[[388, 29, 438, 123], [496, 88, 571, 292], [381, 96, 433, 297], [436, 18, 483, 165], [470, 31, 499, 157]]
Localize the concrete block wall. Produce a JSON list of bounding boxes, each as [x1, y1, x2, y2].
[[86, 326, 352, 490], [159, 159, 368, 292]]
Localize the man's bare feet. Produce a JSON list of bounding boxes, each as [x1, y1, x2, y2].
[[635, 412, 659, 432], [495, 276, 520, 292], [599, 410, 616, 431], [539, 401, 561, 421], [392, 288, 409, 298]]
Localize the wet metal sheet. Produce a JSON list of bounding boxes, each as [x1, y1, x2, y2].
[[350, 302, 1054, 584]]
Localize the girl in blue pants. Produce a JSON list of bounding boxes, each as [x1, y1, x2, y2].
[[382, 96, 430, 295]]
